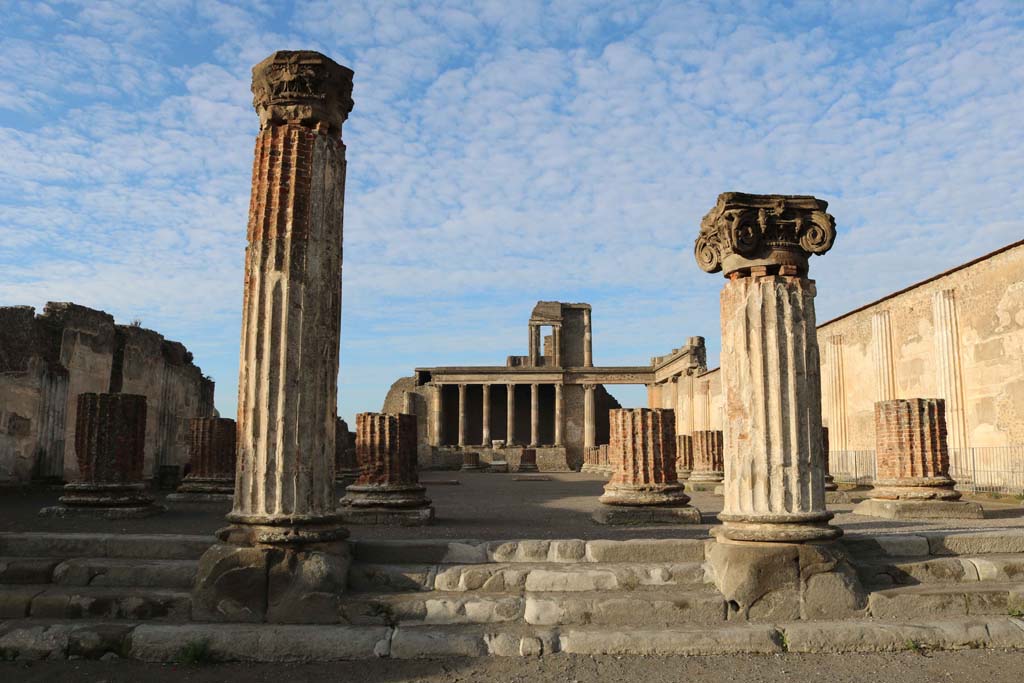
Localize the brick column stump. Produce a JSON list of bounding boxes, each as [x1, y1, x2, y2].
[[581, 446, 601, 473], [676, 434, 693, 480], [41, 393, 163, 519], [516, 448, 539, 473], [687, 430, 724, 491], [593, 408, 701, 525], [854, 399, 982, 519], [168, 418, 236, 502], [340, 413, 434, 525], [598, 444, 613, 477], [334, 417, 360, 487]]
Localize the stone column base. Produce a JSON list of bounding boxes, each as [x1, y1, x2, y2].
[[870, 477, 962, 501], [853, 498, 984, 520], [686, 479, 723, 492], [599, 482, 691, 507], [592, 505, 702, 526], [166, 492, 233, 503], [193, 524, 351, 624], [825, 489, 855, 504], [334, 468, 360, 487], [715, 511, 842, 543], [337, 506, 435, 526], [708, 538, 867, 621], [676, 468, 692, 481], [341, 483, 431, 508], [515, 462, 539, 473], [41, 482, 165, 518], [168, 478, 233, 502]]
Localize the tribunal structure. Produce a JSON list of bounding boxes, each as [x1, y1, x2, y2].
[[382, 302, 709, 472]]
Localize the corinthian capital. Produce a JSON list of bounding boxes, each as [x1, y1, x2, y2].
[[694, 192, 836, 276], [252, 50, 354, 132]]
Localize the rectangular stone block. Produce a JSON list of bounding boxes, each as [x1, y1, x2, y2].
[[584, 539, 706, 563]]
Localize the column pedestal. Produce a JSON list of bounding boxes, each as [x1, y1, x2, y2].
[[42, 393, 163, 519], [168, 417, 237, 502], [516, 448, 539, 473], [687, 429, 724, 490], [594, 408, 700, 525], [855, 399, 982, 519], [461, 451, 485, 471]]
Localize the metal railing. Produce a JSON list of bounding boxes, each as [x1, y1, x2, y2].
[[827, 446, 1024, 495], [828, 450, 877, 486]]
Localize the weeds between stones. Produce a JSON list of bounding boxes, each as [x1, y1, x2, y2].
[[178, 639, 213, 665]]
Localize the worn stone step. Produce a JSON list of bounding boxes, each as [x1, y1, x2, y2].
[[868, 582, 1024, 620], [51, 558, 197, 589], [351, 538, 708, 565], [349, 560, 709, 593], [0, 532, 213, 561], [0, 557, 62, 584], [842, 529, 1024, 560], [0, 585, 192, 621], [2, 617, 1024, 661], [858, 553, 1024, 587], [339, 589, 725, 627]]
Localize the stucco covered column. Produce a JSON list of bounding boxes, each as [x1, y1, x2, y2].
[[481, 384, 491, 445], [457, 383, 467, 447], [506, 383, 516, 446], [696, 192, 840, 543], [583, 383, 596, 449], [194, 50, 354, 624], [529, 383, 540, 447], [696, 192, 864, 620], [554, 383, 564, 446]]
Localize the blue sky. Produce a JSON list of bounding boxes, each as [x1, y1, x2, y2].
[[2, 0, 1022, 421]]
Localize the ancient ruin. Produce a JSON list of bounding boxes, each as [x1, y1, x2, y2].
[[340, 412, 434, 524], [40, 392, 163, 518], [193, 50, 354, 624], [687, 429, 724, 490], [167, 417, 236, 502], [593, 408, 700, 525], [334, 417, 359, 487], [0, 303, 214, 485], [855, 398, 983, 519]]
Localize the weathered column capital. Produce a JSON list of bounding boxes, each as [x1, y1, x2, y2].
[[252, 50, 355, 133], [694, 192, 836, 277]]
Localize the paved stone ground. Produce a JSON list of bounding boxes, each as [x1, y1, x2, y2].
[[2, 473, 1022, 541], [4, 650, 1024, 682]]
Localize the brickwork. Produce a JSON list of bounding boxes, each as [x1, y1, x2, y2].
[[676, 434, 693, 479], [335, 417, 359, 483], [871, 398, 959, 500], [689, 430, 724, 483], [581, 446, 601, 472], [58, 393, 155, 508], [176, 418, 236, 495], [342, 412, 431, 510], [599, 408, 689, 507]]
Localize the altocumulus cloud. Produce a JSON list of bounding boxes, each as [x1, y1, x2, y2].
[[1, 0, 1022, 419]]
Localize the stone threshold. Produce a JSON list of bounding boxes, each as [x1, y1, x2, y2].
[[1, 618, 1023, 661]]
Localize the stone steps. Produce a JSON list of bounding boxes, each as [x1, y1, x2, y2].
[[0, 585, 192, 622], [868, 581, 1024, 620], [3, 617, 1024, 661], [0, 532, 212, 560], [350, 561, 709, 593], [841, 529, 1024, 560], [859, 553, 1024, 587], [339, 588, 726, 627], [0, 556, 197, 589]]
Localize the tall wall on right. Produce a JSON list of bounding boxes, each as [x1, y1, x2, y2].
[[819, 240, 1024, 452]]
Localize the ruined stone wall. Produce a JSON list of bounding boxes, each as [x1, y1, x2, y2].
[[670, 241, 1024, 455], [0, 302, 215, 483]]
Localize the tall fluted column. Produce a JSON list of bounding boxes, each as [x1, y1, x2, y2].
[[194, 51, 355, 624], [528, 324, 539, 366], [457, 384, 467, 447], [529, 383, 540, 447], [695, 192, 840, 543], [552, 326, 562, 367], [506, 384, 516, 446], [822, 335, 848, 452], [431, 384, 442, 446], [170, 417, 237, 501], [583, 307, 593, 367], [689, 430, 724, 484], [554, 383, 564, 446], [584, 383, 596, 449], [481, 384, 491, 446]]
